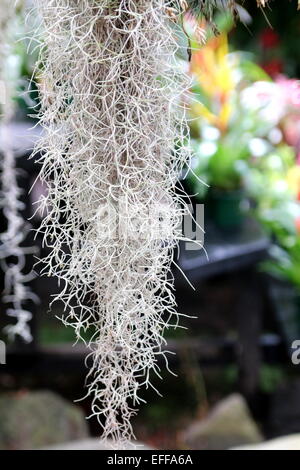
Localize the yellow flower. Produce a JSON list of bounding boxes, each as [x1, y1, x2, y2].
[[189, 34, 235, 132], [191, 34, 234, 98]]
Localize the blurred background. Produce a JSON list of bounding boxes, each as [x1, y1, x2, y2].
[[1, 0, 300, 451]]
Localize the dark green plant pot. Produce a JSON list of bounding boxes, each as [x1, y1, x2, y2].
[[210, 188, 247, 231]]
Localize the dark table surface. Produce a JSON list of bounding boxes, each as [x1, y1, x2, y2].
[[175, 216, 271, 285]]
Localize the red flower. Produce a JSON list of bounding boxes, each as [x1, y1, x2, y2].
[[260, 28, 280, 49], [262, 59, 283, 77]]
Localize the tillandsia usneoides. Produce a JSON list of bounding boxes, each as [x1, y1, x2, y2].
[[32, 0, 194, 447], [0, 0, 37, 343]]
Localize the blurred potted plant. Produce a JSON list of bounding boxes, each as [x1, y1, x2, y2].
[[186, 27, 271, 230]]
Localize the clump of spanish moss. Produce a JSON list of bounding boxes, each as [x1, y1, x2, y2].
[[0, 0, 36, 343], [33, 0, 194, 447], [31, 0, 300, 449]]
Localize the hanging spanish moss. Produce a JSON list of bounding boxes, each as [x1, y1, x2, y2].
[[31, 0, 290, 449], [0, 0, 36, 343], [33, 0, 194, 446]]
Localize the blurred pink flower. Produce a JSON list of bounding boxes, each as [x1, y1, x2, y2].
[[242, 76, 300, 129], [276, 76, 300, 108], [241, 81, 286, 125]]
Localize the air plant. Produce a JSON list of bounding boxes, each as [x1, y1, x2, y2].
[[0, 0, 37, 343], [31, 0, 297, 448], [31, 0, 194, 447]]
